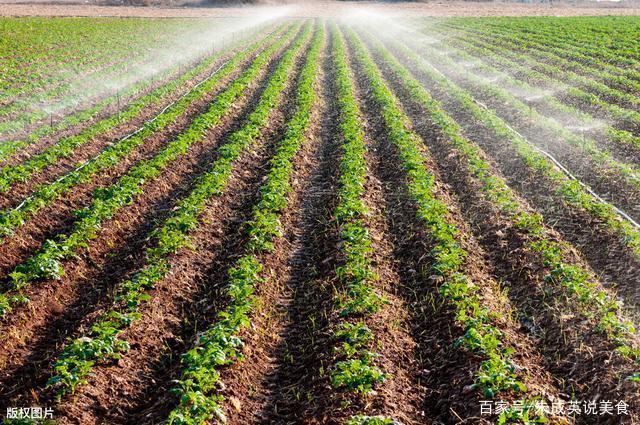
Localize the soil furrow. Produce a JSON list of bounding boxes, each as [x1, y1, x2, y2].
[[314, 29, 426, 424], [253, 29, 343, 425], [252, 29, 427, 424], [212, 54, 332, 425]]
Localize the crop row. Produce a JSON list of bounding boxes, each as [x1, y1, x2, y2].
[[0, 18, 200, 105], [364, 28, 640, 374], [460, 19, 640, 82], [0, 55, 173, 143], [441, 33, 640, 131], [441, 21, 640, 99], [326, 26, 387, 415], [0, 20, 262, 146], [0, 22, 264, 146], [460, 17, 640, 66], [0, 23, 277, 194], [345, 28, 534, 421], [441, 26, 640, 118], [45, 20, 314, 405], [0, 51, 149, 122], [417, 16, 640, 65], [0, 22, 272, 162], [166, 22, 322, 425], [0, 23, 303, 317], [0, 24, 288, 245]]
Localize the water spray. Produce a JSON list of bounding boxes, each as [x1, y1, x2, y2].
[[21, 8, 290, 128], [116, 90, 121, 122]]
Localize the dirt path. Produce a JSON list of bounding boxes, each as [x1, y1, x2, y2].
[[1, 1, 639, 18]]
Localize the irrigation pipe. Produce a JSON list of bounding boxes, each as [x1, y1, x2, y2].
[[12, 26, 273, 214], [477, 98, 640, 231]]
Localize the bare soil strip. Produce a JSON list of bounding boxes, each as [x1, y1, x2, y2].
[[248, 31, 344, 424], [0, 28, 303, 412], [205, 35, 334, 425], [366, 32, 640, 419]]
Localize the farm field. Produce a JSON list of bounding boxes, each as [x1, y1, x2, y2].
[[0, 10, 639, 425]]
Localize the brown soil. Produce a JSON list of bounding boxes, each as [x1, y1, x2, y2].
[[1, 1, 639, 18], [262, 32, 428, 423], [0, 27, 302, 414], [252, 30, 345, 424], [1, 12, 639, 425]]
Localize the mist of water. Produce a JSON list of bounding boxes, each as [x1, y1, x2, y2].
[[16, 5, 293, 126], [341, 10, 619, 146]]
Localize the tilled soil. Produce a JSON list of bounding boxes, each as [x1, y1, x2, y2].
[[1, 17, 639, 425], [51, 25, 313, 425]]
